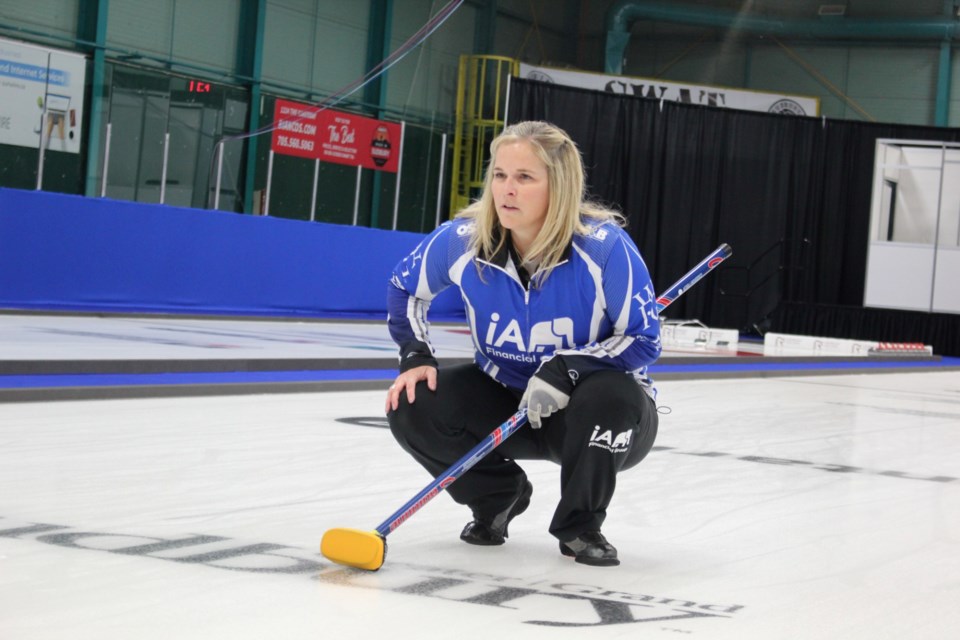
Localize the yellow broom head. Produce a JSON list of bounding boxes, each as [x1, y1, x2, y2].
[[321, 528, 386, 571]]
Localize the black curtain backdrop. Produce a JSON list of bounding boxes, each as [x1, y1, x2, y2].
[[507, 78, 960, 356]]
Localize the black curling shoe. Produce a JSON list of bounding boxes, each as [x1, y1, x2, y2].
[[560, 531, 620, 566], [460, 480, 533, 546]]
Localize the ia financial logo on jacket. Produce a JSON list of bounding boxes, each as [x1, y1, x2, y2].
[[484, 313, 574, 354]]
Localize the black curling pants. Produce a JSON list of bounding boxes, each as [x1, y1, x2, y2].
[[387, 363, 658, 542]]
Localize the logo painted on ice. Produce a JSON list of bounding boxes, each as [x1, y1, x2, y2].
[[0, 514, 746, 628], [589, 425, 632, 453]]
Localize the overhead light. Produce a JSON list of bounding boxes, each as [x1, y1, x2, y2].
[[818, 4, 847, 17]]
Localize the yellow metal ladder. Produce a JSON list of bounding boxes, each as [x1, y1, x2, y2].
[[449, 55, 518, 218]]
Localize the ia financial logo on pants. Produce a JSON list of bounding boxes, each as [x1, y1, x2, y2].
[[588, 425, 633, 453]]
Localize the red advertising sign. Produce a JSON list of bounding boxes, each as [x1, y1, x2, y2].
[[271, 99, 320, 159], [270, 98, 401, 173]]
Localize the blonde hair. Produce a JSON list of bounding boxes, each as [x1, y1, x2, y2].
[[457, 121, 624, 283]]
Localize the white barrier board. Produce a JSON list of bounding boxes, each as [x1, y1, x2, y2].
[[661, 323, 739, 352]]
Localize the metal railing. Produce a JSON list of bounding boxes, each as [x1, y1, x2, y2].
[[719, 237, 811, 333]]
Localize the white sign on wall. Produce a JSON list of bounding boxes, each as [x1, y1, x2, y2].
[[0, 37, 87, 154], [519, 63, 819, 116]]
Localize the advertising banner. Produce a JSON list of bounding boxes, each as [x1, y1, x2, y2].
[[0, 37, 87, 154], [271, 99, 401, 172], [518, 63, 819, 116]]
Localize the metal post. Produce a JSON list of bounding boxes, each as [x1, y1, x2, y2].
[[310, 158, 320, 222], [435, 132, 447, 228], [502, 73, 512, 128], [391, 121, 406, 230], [353, 164, 362, 225], [264, 149, 274, 216], [935, 40, 952, 127], [100, 122, 112, 197], [35, 52, 52, 191], [82, 0, 109, 197], [159, 131, 170, 204], [36, 130, 46, 190], [934, 0, 953, 127], [930, 144, 947, 312], [238, 0, 267, 214], [213, 140, 225, 210], [36, 115, 47, 191]]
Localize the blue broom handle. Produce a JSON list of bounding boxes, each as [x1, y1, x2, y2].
[[376, 409, 528, 536]]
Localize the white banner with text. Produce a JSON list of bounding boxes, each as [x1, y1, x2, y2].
[[518, 63, 819, 116]]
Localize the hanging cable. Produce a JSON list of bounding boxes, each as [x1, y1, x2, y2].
[[225, 0, 464, 145]]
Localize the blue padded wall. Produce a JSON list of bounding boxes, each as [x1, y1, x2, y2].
[[0, 188, 463, 320]]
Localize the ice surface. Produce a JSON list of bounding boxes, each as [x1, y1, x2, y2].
[[2, 371, 958, 639]]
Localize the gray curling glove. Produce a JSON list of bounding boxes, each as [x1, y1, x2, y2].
[[519, 377, 571, 429]]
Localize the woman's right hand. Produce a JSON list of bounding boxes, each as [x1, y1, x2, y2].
[[385, 365, 438, 413]]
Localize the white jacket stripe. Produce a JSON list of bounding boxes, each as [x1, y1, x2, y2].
[[414, 226, 448, 299], [572, 243, 605, 343], [614, 239, 633, 333], [406, 296, 431, 346]]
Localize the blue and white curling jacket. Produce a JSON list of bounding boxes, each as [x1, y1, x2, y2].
[[387, 218, 662, 398]]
